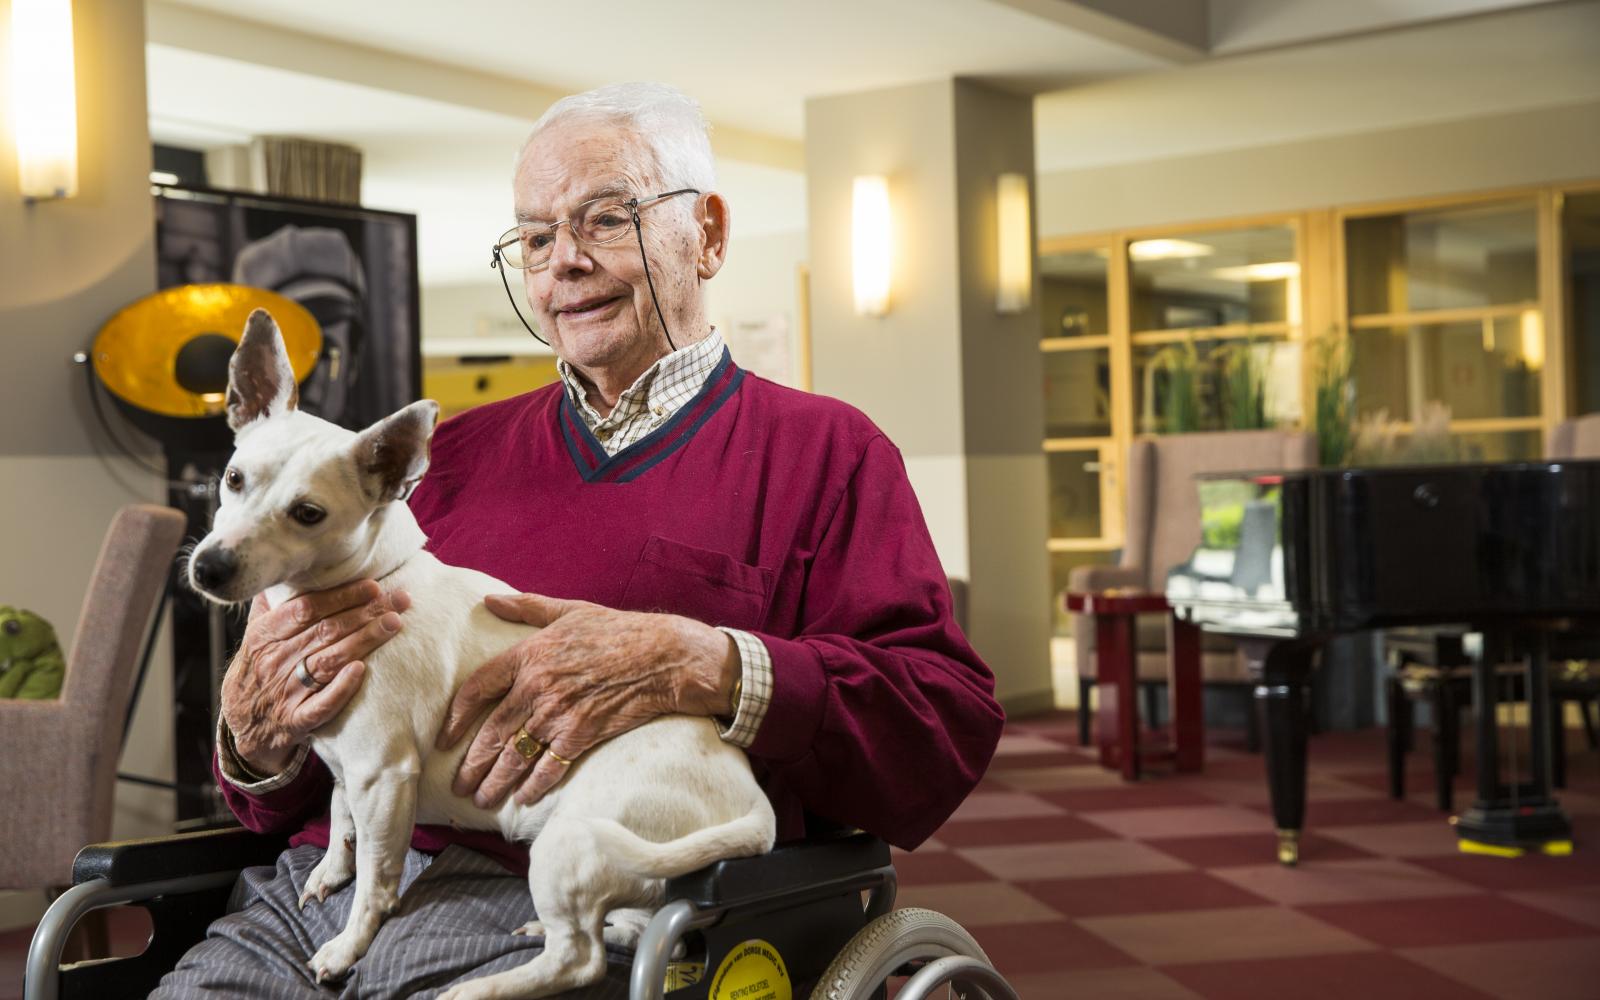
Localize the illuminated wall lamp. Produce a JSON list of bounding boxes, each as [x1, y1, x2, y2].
[[996, 172, 1031, 314], [852, 175, 891, 317], [9, 0, 79, 201]]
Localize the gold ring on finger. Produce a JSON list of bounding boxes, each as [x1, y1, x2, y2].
[[546, 747, 577, 766], [512, 728, 545, 762]]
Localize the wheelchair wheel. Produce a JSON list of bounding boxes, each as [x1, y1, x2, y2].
[[813, 906, 1009, 1000]]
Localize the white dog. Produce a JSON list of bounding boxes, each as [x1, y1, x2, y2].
[[188, 310, 775, 1000]]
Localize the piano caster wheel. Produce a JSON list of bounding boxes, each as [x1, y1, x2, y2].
[[1276, 829, 1300, 866]]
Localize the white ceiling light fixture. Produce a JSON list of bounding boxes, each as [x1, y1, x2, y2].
[[1129, 238, 1215, 261], [1210, 261, 1301, 282]]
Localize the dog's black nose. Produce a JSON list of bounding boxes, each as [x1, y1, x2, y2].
[[192, 548, 239, 591]]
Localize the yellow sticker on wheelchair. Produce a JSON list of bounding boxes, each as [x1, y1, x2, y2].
[[708, 938, 791, 1000]]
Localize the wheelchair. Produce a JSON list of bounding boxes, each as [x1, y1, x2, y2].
[[25, 826, 1019, 1000]]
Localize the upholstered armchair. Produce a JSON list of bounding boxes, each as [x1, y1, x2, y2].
[[0, 506, 186, 899], [1067, 430, 1318, 746]]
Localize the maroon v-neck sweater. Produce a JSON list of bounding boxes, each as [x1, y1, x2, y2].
[[218, 353, 1004, 869]]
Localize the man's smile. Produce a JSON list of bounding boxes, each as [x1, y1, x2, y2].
[[558, 295, 625, 318]]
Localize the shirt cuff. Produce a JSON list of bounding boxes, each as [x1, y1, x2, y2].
[[715, 627, 772, 748], [216, 717, 308, 794]]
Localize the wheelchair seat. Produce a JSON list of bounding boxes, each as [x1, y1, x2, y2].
[[27, 827, 1018, 1000]]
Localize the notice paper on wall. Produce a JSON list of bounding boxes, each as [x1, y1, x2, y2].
[[724, 315, 797, 388]]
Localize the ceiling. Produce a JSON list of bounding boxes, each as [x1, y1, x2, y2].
[[144, 0, 1588, 287]]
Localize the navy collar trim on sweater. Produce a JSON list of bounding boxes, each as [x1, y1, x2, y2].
[[559, 348, 744, 483]]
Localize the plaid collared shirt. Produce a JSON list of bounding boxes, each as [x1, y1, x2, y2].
[[558, 329, 772, 749]]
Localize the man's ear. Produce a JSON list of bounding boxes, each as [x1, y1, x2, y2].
[[226, 309, 300, 432], [696, 192, 730, 280], [352, 400, 441, 503]]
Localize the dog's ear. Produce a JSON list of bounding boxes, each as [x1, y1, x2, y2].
[[226, 309, 300, 432], [352, 400, 441, 503]]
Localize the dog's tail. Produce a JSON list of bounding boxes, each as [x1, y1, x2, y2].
[[585, 799, 776, 878]]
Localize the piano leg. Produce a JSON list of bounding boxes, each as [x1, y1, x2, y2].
[[1241, 638, 1318, 866], [1456, 629, 1574, 856]]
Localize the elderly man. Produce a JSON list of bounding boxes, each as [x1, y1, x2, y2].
[[157, 82, 1002, 998]]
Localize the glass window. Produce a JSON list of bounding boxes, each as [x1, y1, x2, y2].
[[1454, 430, 1542, 463], [1047, 450, 1103, 539], [1346, 201, 1537, 317], [1349, 317, 1543, 422], [1129, 226, 1297, 332], [1132, 336, 1297, 434], [1565, 192, 1600, 414], [1043, 349, 1111, 438], [1039, 249, 1109, 339]]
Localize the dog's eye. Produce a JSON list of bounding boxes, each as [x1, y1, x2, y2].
[[223, 468, 244, 492], [289, 503, 326, 526]]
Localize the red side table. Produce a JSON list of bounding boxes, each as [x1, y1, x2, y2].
[[1064, 591, 1204, 780]]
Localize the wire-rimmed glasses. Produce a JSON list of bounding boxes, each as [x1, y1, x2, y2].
[[493, 188, 700, 270]]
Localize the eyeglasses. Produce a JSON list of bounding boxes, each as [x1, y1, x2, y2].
[[493, 188, 699, 270]]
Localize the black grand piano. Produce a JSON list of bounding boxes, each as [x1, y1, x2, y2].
[[1165, 460, 1600, 865]]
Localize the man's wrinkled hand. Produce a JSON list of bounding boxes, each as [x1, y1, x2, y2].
[[220, 579, 410, 775], [435, 592, 736, 809]]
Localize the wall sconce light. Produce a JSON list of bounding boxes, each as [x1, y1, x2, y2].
[[9, 0, 79, 201], [996, 172, 1031, 314], [852, 175, 891, 317]]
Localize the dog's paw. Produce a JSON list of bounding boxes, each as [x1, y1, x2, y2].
[[436, 983, 493, 1000], [309, 932, 365, 984], [511, 919, 544, 938], [298, 855, 355, 909]]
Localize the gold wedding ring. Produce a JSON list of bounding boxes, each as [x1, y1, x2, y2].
[[546, 748, 576, 766], [512, 728, 545, 762]]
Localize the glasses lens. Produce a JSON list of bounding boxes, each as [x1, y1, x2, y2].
[[574, 200, 634, 247]]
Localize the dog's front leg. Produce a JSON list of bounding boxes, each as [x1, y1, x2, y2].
[[299, 780, 356, 908], [308, 759, 419, 984]]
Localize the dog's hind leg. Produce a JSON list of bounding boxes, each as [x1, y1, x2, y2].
[[308, 758, 419, 984], [601, 907, 655, 952], [438, 817, 613, 1000], [299, 781, 356, 908]]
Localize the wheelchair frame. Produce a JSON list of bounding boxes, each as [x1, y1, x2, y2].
[[26, 827, 1016, 1000]]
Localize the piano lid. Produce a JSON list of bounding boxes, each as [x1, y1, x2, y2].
[[1167, 460, 1600, 638]]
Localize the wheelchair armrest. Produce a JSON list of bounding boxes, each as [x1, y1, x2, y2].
[[72, 826, 288, 888], [662, 831, 891, 909]]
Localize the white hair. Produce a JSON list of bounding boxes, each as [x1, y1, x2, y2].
[[519, 82, 717, 196]]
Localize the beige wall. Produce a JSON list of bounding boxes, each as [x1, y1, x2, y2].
[[1038, 99, 1600, 237], [0, 0, 170, 925], [805, 79, 1052, 711]]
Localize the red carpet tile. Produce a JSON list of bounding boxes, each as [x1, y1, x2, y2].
[[1162, 951, 1499, 1000], [1408, 849, 1600, 889], [931, 813, 1109, 847], [1018, 871, 1270, 917], [1038, 784, 1219, 811], [1300, 894, 1600, 948], [1141, 830, 1376, 867], [967, 918, 1139, 975]]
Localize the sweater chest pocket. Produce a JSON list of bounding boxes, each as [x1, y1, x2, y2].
[[620, 535, 774, 631]]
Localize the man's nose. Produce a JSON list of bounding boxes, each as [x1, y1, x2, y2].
[[546, 223, 592, 272], [191, 547, 239, 591]]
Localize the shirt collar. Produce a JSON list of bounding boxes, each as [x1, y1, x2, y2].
[[558, 328, 725, 425]]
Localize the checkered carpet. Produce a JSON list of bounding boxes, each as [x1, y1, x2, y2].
[[894, 712, 1600, 999], [5, 716, 1597, 999]]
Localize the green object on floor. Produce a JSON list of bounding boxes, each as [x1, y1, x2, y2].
[[0, 606, 64, 699]]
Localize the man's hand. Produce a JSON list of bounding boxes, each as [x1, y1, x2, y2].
[[436, 593, 738, 809], [220, 580, 410, 775]]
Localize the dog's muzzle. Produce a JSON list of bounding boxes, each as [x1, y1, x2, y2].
[[191, 547, 240, 592]]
